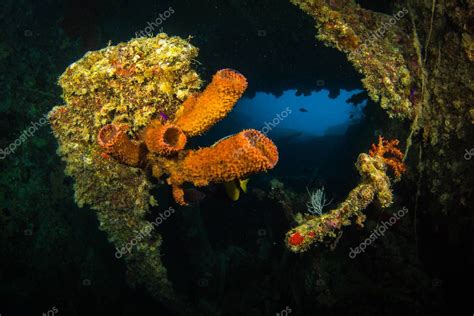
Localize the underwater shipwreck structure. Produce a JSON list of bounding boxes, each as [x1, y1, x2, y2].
[[47, 0, 473, 311], [283, 0, 473, 251]]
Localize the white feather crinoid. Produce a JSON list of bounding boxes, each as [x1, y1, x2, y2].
[[306, 186, 333, 216]]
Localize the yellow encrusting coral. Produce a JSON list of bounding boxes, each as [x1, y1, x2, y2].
[[290, 0, 414, 119], [286, 138, 404, 253], [49, 34, 203, 300], [290, 0, 473, 215], [49, 34, 279, 298]]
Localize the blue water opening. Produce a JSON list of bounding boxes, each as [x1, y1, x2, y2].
[[226, 89, 366, 140]]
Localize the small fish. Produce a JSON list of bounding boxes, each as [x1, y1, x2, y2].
[[349, 114, 354, 119], [299, 108, 308, 112], [239, 178, 249, 193], [224, 181, 240, 201], [223, 178, 250, 201], [183, 188, 206, 203], [159, 111, 169, 121]]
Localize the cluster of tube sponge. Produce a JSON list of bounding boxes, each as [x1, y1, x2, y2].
[[97, 69, 279, 205]]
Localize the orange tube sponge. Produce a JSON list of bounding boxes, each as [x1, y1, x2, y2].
[[174, 69, 248, 136], [97, 124, 145, 166], [166, 129, 278, 204], [142, 120, 187, 155]]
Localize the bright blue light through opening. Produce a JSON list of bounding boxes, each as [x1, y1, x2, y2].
[[231, 89, 366, 139]]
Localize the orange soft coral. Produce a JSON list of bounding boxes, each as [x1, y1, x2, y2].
[[369, 136, 406, 178], [97, 124, 145, 166], [174, 69, 248, 136], [166, 129, 278, 204], [142, 120, 187, 155]]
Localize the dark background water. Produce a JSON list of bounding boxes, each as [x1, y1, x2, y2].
[[0, 0, 465, 315]]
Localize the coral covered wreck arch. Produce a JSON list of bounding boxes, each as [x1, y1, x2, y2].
[[49, 34, 279, 299], [283, 0, 473, 253]]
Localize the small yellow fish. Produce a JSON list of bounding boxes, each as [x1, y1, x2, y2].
[[239, 178, 249, 193], [224, 178, 249, 201], [224, 181, 240, 201]]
